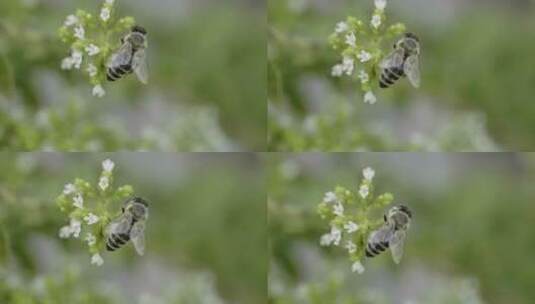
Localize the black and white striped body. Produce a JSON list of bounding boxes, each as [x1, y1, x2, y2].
[[379, 33, 421, 89], [106, 222, 133, 251], [105, 197, 149, 254], [365, 205, 412, 259], [106, 25, 147, 83], [107, 63, 134, 82], [379, 65, 405, 89]]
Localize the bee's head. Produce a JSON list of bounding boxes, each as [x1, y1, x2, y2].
[[131, 25, 147, 35], [126, 26, 147, 48], [125, 197, 149, 220]]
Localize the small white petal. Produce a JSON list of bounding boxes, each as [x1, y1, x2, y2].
[[92, 85, 106, 98], [375, 0, 387, 10], [344, 221, 359, 233], [63, 183, 76, 195], [357, 50, 372, 63], [85, 233, 96, 246], [64, 15, 79, 27], [358, 70, 369, 83], [320, 233, 333, 246], [84, 44, 100, 56], [71, 50, 83, 69], [98, 176, 109, 191], [363, 167, 375, 181], [371, 15, 382, 29], [323, 191, 337, 204], [102, 159, 115, 172], [61, 57, 74, 70], [345, 241, 357, 254], [74, 25, 85, 40], [330, 226, 342, 246], [83, 213, 100, 225], [73, 193, 84, 209], [335, 21, 348, 34], [331, 64, 344, 77], [345, 32, 356, 47], [352, 261, 365, 274], [91, 253, 104, 266], [364, 91, 377, 105], [333, 202, 344, 216], [86, 64, 97, 77], [100, 7, 111, 22], [359, 184, 369, 199], [59, 225, 72, 238], [69, 219, 81, 238], [342, 56, 354, 76]]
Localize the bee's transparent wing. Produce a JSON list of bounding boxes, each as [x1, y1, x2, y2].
[[106, 212, 133, 236], [130, 220, 146, 256], [107, 43, 133, 69], [389, 230, 407, 264], [380, 49, 404, 69], [132, 49, 148, 84], [403, 54, 421, 88]]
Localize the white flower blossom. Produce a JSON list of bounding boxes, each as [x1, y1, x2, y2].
[[74, 25, 85, 40], [61, 50, 83, 70], [92, 85, 106, 98], [84, 213, 100, 225], [61, 57, 74, 70], [345, 32, 356, 47], [73, 193, 84, 209], [59, 225, 72, 238], [102, 159, 115, 173], [345, 241, 357, 254], [363, 167, 375, 181], [359, 184, 369, 199], [333, 202, 344, 216], [323, 191, 337, 204], [358, 70, 369, 83], [85, 44, 100, 56], [100, 7, 111, 22], [331, 64, 344, 77], [344, 221, 359, 233], [64, 15, 78, 27], [375, 0, 387, 10], [371, 14, 382, 29], [86, 64, 97, 77], [351, 261, 365, 274], [98, 176, 109, 191], [357, 50, 372, 63], [91, 253, 104, 266], [342, 56, 354, 75], [364, 91, 377, 104], [63, 183, 76, 195], [85, 233, 96, 246], [335, 21, 348, 34], [70, 219, 81, 238], [320, 226, 342, 246]]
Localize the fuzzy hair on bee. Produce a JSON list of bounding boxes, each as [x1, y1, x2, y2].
[[106, 25, 149, 84], [379, 33, 421, 89], [365, 204, 412, 264], [106, 197, 149, 255]]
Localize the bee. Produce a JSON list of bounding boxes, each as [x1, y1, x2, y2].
[[365, 204, 412, 264], [379, 33, 420, 89], [106, 25, 149, 84], [106, 197, 149, 255]]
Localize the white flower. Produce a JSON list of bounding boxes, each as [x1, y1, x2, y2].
[[86, 64, 97, 77], [345, 241, 357, 254], [61, 57, 74, 70], [74, 25, 85, 40], [73, 193, 84, 209], [357, 50, 372, 63], [375, 0, 387, 10], [70, 219, 81, 238], [345, 32, 356, 47], [358, 70, 369, 83], [102, 159, 115, 172], [333, 202, 344, 216], [351, 261, 365, 274], [364, 91, 377, 104], [335, 21, 348, 34], [331, 64, 344, 77], [62, 50, 83, 70], [344, 221, 359, 233], [371, 15, 382, 29], [100, 7, 111, 22], [363, 167, 375, 181], [84, 213, 100, 225], [98, 176, 109, 191], [85, 44, 100, 56], [64, 15, 78, 27], [85, 233, 96, 246], [92, 85, 106, 98], [59, 225, 72, 238], [359, 184, 369, 199], [91, 253, 104, 266], [342, 56, 354, 75], [323, 191, 337, 204], [63, 183, 76, 195], [320, 226, 342, 247]]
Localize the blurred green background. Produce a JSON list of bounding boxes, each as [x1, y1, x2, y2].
[[268, 0, 535, 151], [268, 153, 535, 303], [0, 0, 265, 151], [0, 153, 266, 304]]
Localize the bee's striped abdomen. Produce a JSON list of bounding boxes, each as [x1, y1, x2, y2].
[[107, 64, 133, 82], [379, 67, 404, 88], [106, 232, 130, 251], [365, 241, 389, 258]]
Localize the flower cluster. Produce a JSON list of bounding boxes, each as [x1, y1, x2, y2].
[[58, 0, 135, 98], [317, 167, 394, 274], [329, 0, 408, 104], [56, 159, 135, 266]]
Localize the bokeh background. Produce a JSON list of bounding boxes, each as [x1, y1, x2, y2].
[[268, 0, 535, 151], [268, 153, 535, 303], [0, 0, 265, 151], [0, 153, 266, 304]]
